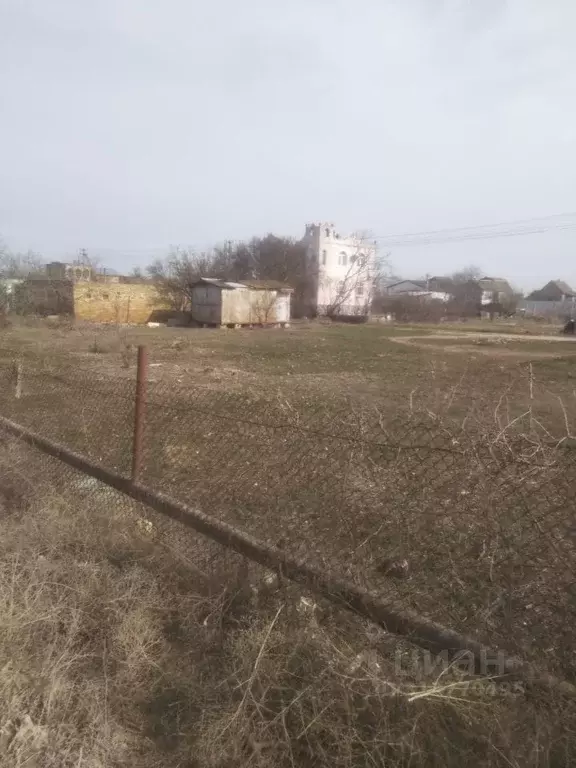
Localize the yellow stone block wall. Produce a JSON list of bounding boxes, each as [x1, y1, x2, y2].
[[73, 283, 169, 324]]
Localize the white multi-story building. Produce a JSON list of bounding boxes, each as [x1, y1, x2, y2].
[[301, 222, 377, 316]]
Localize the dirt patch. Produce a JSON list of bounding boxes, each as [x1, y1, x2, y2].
[[389, 332, 576, 359]]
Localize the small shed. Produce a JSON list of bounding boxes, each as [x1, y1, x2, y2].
[[190, 278, 293, 327]]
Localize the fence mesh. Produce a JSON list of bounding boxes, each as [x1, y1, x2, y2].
[[0, 348, 574, 680]]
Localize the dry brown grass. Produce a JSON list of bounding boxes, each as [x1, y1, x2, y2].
[[0, 441, 575, 767], [0, 323, 576, 674], [0, 321, 576, 765]]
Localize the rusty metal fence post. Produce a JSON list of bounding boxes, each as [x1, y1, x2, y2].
[[131, 346, 148, 481]]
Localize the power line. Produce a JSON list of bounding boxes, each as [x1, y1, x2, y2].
[[43, 212, 576, 260], [380, 222, 576, 248], [376, 211, 576, 240], [375, 212, 576, 247]]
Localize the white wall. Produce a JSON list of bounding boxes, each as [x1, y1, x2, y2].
[[302, 223, 376, 315], [192, 283, 292, 325], [385, 286, 451, 302], [274, 293, 291, 323], [521, 299, 576, 318], [386, 281, 424, 296]]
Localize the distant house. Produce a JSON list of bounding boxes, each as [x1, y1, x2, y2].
[[190, 278, 293, 327], [386, 280, 428, 296], [526, 280, 576, 302], [385, 278, 453, 302], [477, 277, 514, 305], [427, 276, 456, 298], [385, 275, 515, 314], [521, 280, 576, 318], [46, 262, 93, 282]]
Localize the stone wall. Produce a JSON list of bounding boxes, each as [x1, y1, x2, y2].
[[73, 283, 169, 324]]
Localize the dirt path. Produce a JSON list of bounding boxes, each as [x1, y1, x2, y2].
[[389, 332, 576, 357]]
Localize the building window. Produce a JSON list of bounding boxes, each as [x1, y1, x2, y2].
[[356, 285, 364, 297], [338, 252, 348, 266], [321, 250, 327, 266]]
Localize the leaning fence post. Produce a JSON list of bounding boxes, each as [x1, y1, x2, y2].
[[131, 345, 148, 482], [14, 360, 23, 399]]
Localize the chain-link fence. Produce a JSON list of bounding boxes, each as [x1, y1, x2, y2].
[[0, 346, 574, 682]]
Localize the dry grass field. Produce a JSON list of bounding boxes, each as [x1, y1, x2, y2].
[[0, 318, 576, 765], [1, 441, 575, 767]]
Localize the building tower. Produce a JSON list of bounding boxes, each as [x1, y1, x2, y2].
[[301, 222, 377, 316]]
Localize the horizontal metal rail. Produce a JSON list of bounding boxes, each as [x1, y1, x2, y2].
[[0, 413, 574, 697]]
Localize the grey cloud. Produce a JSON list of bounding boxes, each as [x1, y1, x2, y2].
[[0, 0, 575, 289]]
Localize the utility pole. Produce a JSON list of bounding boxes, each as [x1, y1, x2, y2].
[[78, 248, 88, 266]]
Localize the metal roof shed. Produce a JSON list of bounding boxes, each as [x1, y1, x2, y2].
[[190, 278, 293, 326]]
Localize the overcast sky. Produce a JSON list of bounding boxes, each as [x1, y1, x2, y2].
[[1, 0, 575, 289]]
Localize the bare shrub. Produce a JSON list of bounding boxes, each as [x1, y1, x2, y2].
[[120, 341, 135, 368], [380, 296, 447, 323], [88, 339, 108, 354], [0, 441, 575, 767]]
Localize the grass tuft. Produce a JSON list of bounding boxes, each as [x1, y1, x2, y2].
[[0, 443, 574, 766]]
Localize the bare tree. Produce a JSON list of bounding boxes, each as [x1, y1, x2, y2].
[[251, 235, 307, 286], [0, 282, 8, 315], [0, 247, 44, 279], [484, 288, 524, 319], [250, 290, 278, 324], [446, 265, 484, 318], [452, 264, 483, 284], [148, 235, 306, 311], [368, 252, 393, 314], [0, 239, 45, 316], [71, 249, 106, 277], [147, 248, 219, 310], [212, 235, 307, 287], [380, 295, 446, 323], [324, 235, 384, 317]]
